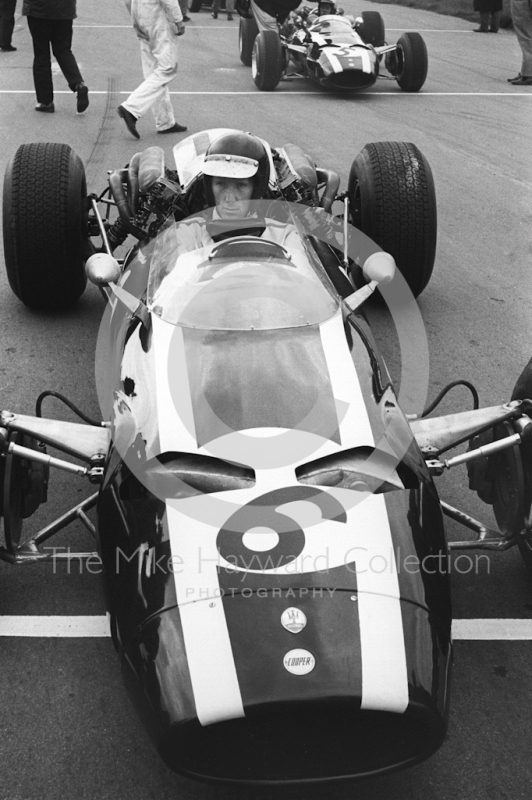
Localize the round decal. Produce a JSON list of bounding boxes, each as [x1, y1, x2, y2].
[[281, 607, 307, 634], [283, 648, 315, 675]]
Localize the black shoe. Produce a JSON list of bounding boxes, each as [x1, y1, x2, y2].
[[35, 102, 55, 113], [117, 104, 140, 139], [157, 122, 188, 133], [510, 75, 532, 85], [473, 27, 489, 32], [0, 44, 16, 51], [211, 11, 218, 17], [488, 29, 498, 32], [183, 15, 191, 20], [75, 82, 89, 114], [507, 73, 521, 82]]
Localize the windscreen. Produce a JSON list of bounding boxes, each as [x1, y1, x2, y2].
[[310, 17, 363, 45], [147, 202, 339, 330]]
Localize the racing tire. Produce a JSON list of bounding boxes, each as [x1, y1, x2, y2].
[[252, 30, 283, 91], [358, 11, 385, 47], [189, 0, 203, 10], [3, 142, 88, 311], [348, 141, 437, 298], [239, 15, 259, 66], [510, 358, 532, 570], [394, 32, 428, 92]]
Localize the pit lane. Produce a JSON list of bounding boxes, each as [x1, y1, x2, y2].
[[0, 0, 531, 797]]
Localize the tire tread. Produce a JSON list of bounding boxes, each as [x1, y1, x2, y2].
[[349, 141, 437, 297], [3, 142, 87, 310]]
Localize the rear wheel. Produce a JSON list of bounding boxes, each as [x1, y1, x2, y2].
[[348, 141, 437, 298], [394, 32, 428, 92], [239, 15, 259, 66], [358, 11, 385, 46], [252, 30, 283, 91], [3, 142, 88, 310]]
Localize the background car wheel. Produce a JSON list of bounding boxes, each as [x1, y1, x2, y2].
[[252, 30, 283, 91], [3, 142, 88, 311], [357, 11, 385, 47], [348, 141, 437, 298], [510, 358, 532, 570], [189, 0, 203, 10], [239, 15, 259, 66], [394, 32, 428, 92]]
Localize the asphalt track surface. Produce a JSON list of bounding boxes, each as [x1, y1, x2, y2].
[[0, 0, 532, 797]]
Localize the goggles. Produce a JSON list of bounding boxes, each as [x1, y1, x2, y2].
[[203, 153, 259, 179]]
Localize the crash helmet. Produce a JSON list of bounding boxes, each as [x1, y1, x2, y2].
[[202, 132, 270, 207], [318, 0, 336, 14]]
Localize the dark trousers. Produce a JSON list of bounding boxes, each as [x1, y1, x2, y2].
[[479, 10, 501, 31], [0, 0, 16, 48], [27, 16, 83, 104]]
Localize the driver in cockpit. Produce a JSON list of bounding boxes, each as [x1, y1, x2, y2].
[[316, 0, 337, 15], [172, 130, 305, 255], [293, 0, 354, 29]]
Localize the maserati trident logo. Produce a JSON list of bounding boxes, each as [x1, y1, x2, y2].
[[281, 607, 307, 634]]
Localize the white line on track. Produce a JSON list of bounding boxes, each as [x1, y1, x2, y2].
[[387, 28, 485, 32], [72, 25, 481, 33], [0, 615, 111, 637], [1, 616, 532, 639], [1, 90, 531, 96], [74, 25, 233, 29], [453, 619, 532, 640]]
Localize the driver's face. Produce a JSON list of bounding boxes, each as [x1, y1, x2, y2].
[[212, 176, 254, 218]]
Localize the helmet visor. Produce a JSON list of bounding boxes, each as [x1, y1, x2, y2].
[[203, 153, 259, 179]]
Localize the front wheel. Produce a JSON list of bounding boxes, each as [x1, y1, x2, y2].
[[239, 15, 259, 66], [394, 32, 428, 92], [3, 142, 88, 310], [252, 30, 283, 91], [357, 11, 385, 47], [510, 359, 532, 570], [348, 141, 437, 298]]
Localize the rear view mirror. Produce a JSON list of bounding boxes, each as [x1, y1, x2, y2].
[[343, 251, 396, 312], [85, 253, 121, 286], [362, 251, 396, 284]]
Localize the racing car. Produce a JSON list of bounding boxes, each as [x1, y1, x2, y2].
[[2, 129, 532, 785], [239, 7, 428, 92]]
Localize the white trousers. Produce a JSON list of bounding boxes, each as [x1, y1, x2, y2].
[[512, 0, 532, 76], [123, 34, 179, 130]]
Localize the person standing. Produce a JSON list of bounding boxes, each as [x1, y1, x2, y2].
[[178, 0, 190, 22], [508, 0, 532, 84], [22, 0, 89, 113], [0, 0, 17, 51], [249, 0, 300, 33], [212, 0, 234, 21], [117, 0, 186, 139], [473, 0, 501, 32]]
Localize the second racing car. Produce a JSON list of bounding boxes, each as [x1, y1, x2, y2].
[[238, 1, 428, 92]]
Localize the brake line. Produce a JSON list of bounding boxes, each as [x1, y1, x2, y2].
[[35, 391, 104, 427]]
